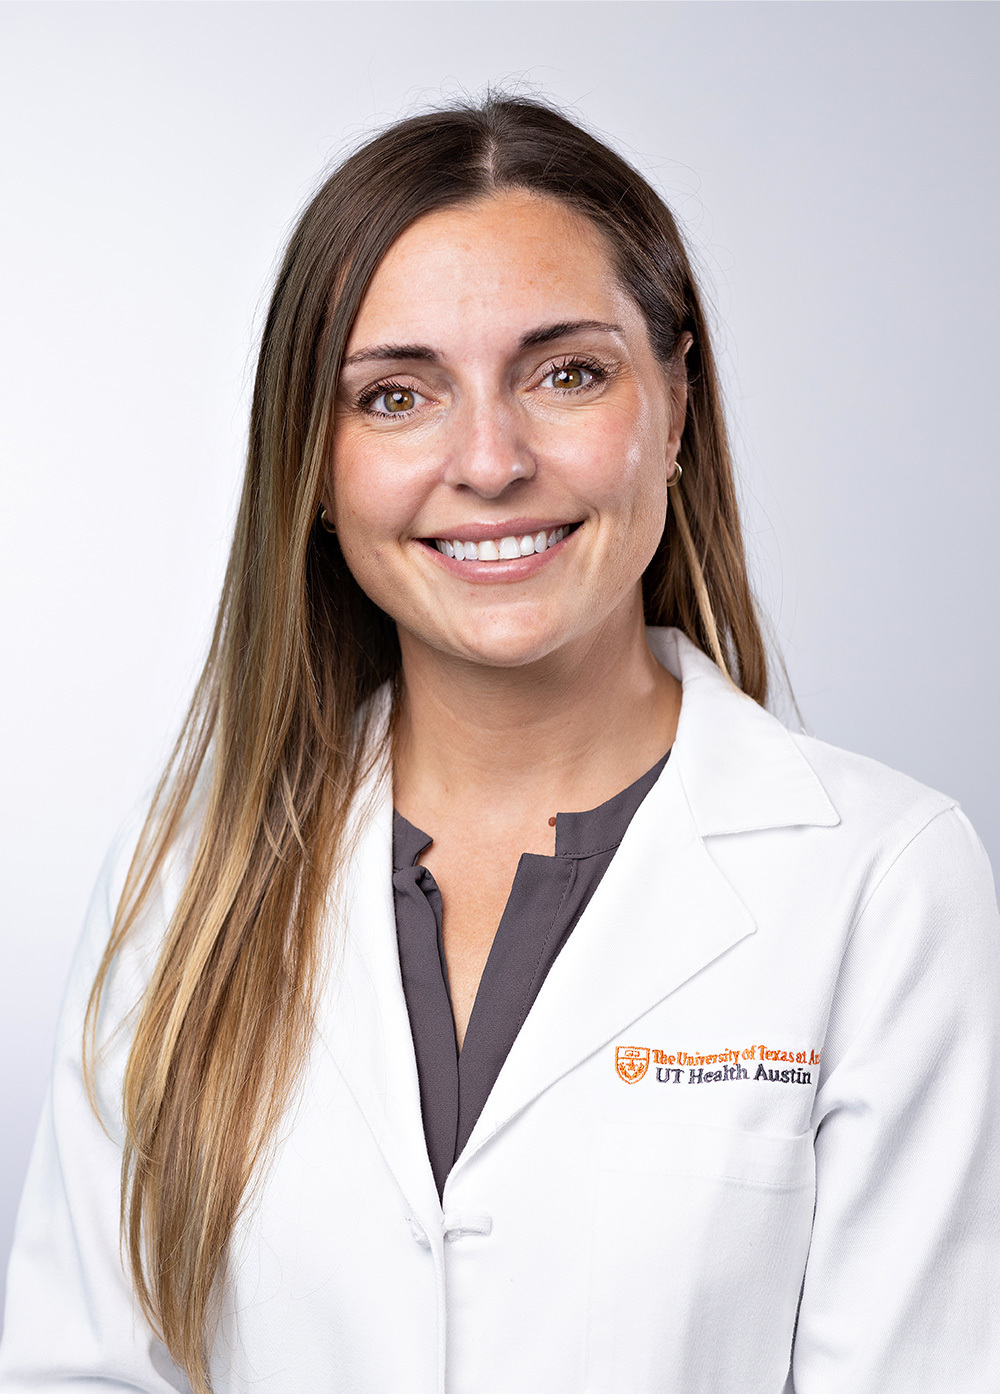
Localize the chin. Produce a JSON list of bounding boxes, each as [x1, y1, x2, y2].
[[443, 608, 598, 671], [456, 639, 558, 670]]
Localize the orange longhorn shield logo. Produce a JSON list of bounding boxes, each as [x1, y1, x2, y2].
[[615, 1045, 650, 1084]]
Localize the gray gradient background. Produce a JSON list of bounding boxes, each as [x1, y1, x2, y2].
[[1, 1, 997, 1324]]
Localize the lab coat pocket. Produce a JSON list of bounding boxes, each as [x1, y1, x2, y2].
[[585, 1121, 815, 1394]]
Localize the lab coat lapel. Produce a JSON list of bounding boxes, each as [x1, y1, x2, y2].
[[454, 629, 840, 1174], [456, 756, 751, 1167], [314, 754, 441, 1225]]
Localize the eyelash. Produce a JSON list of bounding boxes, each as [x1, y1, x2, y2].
[[353, 355, 613, 418], [355, 379, 418, 415]]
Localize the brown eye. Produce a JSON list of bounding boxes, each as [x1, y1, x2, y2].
[[552, 366, 585, 390], [360, 384, 425, 416]]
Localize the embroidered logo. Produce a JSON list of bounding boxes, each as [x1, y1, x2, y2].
[[614, 1041, 822, 1085], [615, 1045, 650, 1084]]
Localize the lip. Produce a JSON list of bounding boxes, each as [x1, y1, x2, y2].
[[415, 521, 582, 584]]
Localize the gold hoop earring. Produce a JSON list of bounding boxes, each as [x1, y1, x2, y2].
[[667, 460, 683, 487], [319, 507, 337, 534]]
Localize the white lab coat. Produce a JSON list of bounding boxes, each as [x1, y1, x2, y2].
[[2, 628, 999, 1393]]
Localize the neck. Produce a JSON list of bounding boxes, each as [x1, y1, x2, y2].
[[392, 596, 681, 825]]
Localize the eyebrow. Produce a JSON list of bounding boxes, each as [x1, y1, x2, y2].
[[519, 319, 624, 349], [339, 319, 625, 368]]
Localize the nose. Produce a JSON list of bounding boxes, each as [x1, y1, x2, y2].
[[441, 397, 536, 499]]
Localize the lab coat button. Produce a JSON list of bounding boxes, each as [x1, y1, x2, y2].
[[406, 1216, 431, 1247], [442, 1211, 492, 1241]]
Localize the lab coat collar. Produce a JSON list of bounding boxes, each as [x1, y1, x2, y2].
[[649, 627, 840, 837]]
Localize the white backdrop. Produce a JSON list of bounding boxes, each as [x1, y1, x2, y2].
[[2, 1, 998, 1322]]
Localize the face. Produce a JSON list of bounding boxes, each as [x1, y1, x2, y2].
[[329, 190, 686, 671]]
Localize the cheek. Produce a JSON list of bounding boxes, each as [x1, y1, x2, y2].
[[330, 434, 423, 560], [559, 405, 668, 535], [582, 416, 670, 601]]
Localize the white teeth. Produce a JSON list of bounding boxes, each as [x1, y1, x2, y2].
[[435, 525, 574, 562]]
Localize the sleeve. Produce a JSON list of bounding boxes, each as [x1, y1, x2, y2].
[[790, 805, 1000, 1393], [0, 818, 191, 1392]]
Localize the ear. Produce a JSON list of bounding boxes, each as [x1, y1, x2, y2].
[[316, 487, 338, 535], [666, 333, 693, 452]]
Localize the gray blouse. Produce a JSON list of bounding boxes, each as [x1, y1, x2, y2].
[[392, 748, 671, 1196]]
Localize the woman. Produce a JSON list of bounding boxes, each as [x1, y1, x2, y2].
[[1, 95, 997, 1393]]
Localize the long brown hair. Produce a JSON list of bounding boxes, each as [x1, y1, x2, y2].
[[86, 93, 767, 1389]]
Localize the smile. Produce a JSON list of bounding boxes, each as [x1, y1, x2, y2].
[[432, 525, 575, 562]]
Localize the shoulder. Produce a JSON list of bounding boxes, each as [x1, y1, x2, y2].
[[791, 731, 957, 844], [659, 625, 993, 888], [788, 732, 996, 930]]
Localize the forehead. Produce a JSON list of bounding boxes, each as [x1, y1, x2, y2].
[[344, 190, 637, 352]]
